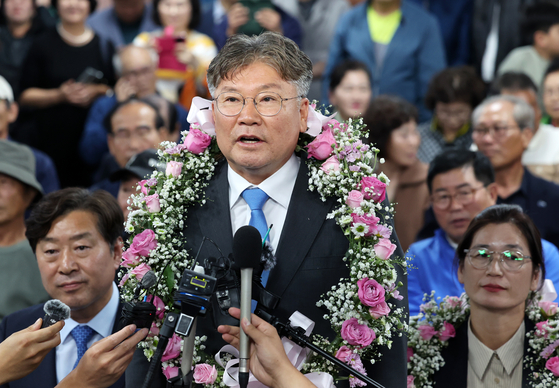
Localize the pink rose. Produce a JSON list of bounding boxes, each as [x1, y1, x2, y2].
[[407, 347, 414, 362], [357, 278, 386, 307], [438, 321, 456, 341], [335, 345, 352, 362], [369, 301, 391, 319], [166, 161, 183, 177], [346, 190, 364, 208], [418, 325, 438, 340], [374, 238, 397, 260], [320, 155, 341, 174], [193, 364, 218, 385], [341, 318, 376, 347], [145, 193, 160, 213], [183, 127, 212, 154], [546, 356, 559, 377], [130, 229, 158, 256], [121, 248, 140, 268], [352, 213, 380, 237], [360, 176, 386, 202], [118, 273, 129, 287], [162, 365, 179, 380], [131, 263, 151, 280], [138, 179, 150, 195], [306, 128, 337, 160], [161, 333, 182, 362], [407, 375, 415, 388], [541, 301, 559, 316], [148, 295, 166, 319], [536, 320, 550, 338]]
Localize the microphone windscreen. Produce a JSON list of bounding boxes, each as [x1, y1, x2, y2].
[[141, 270, 158, 289], [43, 299, 71, 320], [232, 225, 262, 269]]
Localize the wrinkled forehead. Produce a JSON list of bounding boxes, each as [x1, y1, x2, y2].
[[216, 61, 294, 91]]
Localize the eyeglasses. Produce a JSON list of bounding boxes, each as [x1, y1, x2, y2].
[[464, 248, 532, 272], [111, 127, 156, 143], [213, 91, 303, 117], [472, 124, 519, 138], [431, 185, 486, 210]]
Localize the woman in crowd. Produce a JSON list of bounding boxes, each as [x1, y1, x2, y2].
[[418, 66, 486, 164], [363, 95, 428, 252], [328, 59, 372, 122], [432, 204, 543, 386], [19, 0, 114, 188], [133, 0, 217, 109]]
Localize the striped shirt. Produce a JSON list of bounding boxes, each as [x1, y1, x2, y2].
[[467, 319, 525, 388]]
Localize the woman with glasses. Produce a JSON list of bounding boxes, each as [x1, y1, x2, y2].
[[418, 66, 486, 164], [431, 204, 544, 387], [363, 95, 429, 252], [133, 0, 216, 109]]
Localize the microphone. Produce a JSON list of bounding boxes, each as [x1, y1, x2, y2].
[[119, 270, 158, 330], [232, 226, 263, 388], [133, 270, 157, 301], [42, 299, 70, 328]]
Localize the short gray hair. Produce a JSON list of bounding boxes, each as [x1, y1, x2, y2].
[[471, 94, 535, 131], [113, 45, 159, 78], [206, 32, 313, 98]]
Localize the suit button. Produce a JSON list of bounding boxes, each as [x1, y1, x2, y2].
[[494, 377, 500, 384]]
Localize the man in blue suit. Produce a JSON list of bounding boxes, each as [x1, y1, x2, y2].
[[0, 188, 146, 388]]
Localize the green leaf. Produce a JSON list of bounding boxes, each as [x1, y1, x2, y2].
[[163, 265, 175, 294]]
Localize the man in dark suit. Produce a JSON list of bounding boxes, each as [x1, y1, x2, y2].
[[0, 188, 147, 388], [128, 31, 408, 388]]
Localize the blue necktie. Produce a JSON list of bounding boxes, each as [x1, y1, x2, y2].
[[71, 325, 95, 369], [241, 188, 270, 312]]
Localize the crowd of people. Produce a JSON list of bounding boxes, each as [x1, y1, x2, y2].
[[2, 0, 559, 387]]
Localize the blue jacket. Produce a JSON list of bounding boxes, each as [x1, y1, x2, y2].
[[322, 0, 446, 122], [79, 94, 189, 167], [213, 5, 302, 50], [407, 229, 559, 316]]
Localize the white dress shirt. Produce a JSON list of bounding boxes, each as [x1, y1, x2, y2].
[[229, 153, 300, 253], [467, 318, 525, 388], [56, 282, 120, 382]]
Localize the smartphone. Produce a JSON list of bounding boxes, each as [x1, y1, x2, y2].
[[76, 67, 104, 84], [237, 0, 275, 36]]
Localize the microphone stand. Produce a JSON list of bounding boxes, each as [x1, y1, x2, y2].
[[256, 310, 385, 388]]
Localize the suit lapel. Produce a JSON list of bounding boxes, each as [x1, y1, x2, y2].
[[435, 319, 469, 387], [267, 160, 337, 297]]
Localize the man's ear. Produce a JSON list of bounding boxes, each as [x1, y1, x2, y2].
[[521, 127, 534, 149], [112, 236, 124, 270], [457, 263, 465, 285], [107, 133, 116, 156], [299, 97, 309, 134], [486, 182, 499, 204]]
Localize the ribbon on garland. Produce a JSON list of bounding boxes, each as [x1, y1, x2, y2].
[[214, 311, 335, 388], [186, 97, 335, 138]]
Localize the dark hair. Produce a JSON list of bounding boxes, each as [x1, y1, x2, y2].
[[427, 149, 495, 193], [52, 0, 97, 14], [545, 57, 559, 80], [522, 1, 559, 43], [142, 94, 178, 133], [424, 66, 486, 111], [26, 188, 123, 253], [152, 0, 200, 29], [362, 95, 418, 158], [456, 204, 545, 283], [329, 60, 372, 92], [489, 72, 539, 95], [103, 97, 165, 134]]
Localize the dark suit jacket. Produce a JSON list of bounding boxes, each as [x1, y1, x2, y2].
[[0, 302, 125, 388], [434, 317, 535, 387], [127, 158, 409, 388]]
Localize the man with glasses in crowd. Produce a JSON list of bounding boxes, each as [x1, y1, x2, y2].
[[407, 149, 559, 315], [472, 95, 559, 248]]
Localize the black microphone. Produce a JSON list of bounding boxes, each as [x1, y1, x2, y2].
[[42, 299, 71, 328], [232, 226, 263, 388], [119, 270, 158, 330], [133, 270, 157, 301]]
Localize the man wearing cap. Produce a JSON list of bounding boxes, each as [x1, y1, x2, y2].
[[0, 75, 60, 195], [0, 141, 48, 321], [110, 149, 166, 220]]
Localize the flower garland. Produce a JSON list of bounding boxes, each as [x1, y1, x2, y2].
[[119, 100, 407, 387], [407, 292, 559, 388]]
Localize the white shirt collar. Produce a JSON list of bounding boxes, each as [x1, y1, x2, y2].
[[468, 318, 525, 379], [228, 153, 300, 211], [59, 282, 120, 343]]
